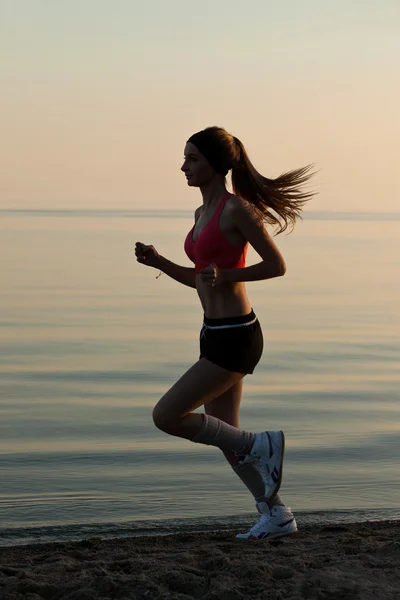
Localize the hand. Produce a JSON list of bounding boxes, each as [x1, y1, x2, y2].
[[200, 263, 222, 287], [134, 242, 160, 268]]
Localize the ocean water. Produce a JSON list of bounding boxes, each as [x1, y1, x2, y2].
[[1, 209, 399, 548]]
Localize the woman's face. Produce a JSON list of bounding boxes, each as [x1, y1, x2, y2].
[[181, 142, 215, 187]]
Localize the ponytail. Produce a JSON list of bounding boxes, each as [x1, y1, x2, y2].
[[231, 138, 316, 234]]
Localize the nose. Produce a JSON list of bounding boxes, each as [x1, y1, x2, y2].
[[181, 159, 189, 172]]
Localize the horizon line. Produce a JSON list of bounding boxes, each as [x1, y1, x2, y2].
[[1, 208, 399, 215]]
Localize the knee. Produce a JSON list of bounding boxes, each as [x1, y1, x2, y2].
[[152, 404, 175, 433]]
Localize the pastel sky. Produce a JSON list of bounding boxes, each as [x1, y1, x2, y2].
[[1, 0, 399, 211]]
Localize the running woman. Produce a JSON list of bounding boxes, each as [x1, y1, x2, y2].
[[135, 126, 315, 539]]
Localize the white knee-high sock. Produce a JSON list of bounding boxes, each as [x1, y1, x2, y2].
[[191, 414, 255, 456]]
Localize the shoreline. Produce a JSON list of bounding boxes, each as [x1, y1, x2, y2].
[[1, 520, 399, 599]]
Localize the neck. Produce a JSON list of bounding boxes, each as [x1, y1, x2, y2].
[[199, 177, 229, 209]]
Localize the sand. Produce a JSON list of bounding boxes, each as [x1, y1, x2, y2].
[[1, 520, 399, 600]]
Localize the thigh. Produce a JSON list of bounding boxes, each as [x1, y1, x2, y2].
[[205, 380, 243, 428], [153, 358, 244, 422]]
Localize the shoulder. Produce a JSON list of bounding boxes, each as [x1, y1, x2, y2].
[[226, 195, 261, 223], [225, 195, 284, 264]]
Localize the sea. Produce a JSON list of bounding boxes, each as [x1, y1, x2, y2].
[[1, 208, 399, 548]]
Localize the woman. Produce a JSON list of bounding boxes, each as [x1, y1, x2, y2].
[[135, 126, 315, 540]]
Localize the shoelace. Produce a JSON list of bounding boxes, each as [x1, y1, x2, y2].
[[247, 513, 271, 536]]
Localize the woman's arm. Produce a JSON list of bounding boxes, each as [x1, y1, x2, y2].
[[136, 241, 196, 289], [221, 260, 285, 283], [206, 197, 286, 285], [156, 255, 196, 288]]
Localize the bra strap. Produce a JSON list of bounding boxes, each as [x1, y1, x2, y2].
[[215, 192, 231, 218]]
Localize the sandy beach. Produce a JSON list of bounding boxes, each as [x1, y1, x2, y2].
[[1, 520, 399, 599]]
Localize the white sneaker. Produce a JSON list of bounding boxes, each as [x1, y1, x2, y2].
[[242, 431, 285, 501], [236, 503, 297, 540]]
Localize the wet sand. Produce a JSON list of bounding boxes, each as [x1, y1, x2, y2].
[[1, 520, 399, 599]]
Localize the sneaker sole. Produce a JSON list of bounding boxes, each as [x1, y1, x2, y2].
[[258, 526, 298, 540], [235, 527, 298, 541]]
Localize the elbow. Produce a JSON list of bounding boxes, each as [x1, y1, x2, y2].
[[277, 261, 286, 277], [262, 260, 286, 279]]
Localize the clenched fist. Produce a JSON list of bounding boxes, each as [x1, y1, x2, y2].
[[134, 242, 160, 269], [199, 263, 223, 287]]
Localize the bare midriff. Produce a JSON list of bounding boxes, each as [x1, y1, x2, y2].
[[195, 276, 252, 319]]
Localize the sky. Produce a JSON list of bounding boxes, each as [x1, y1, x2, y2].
[[1, 0, 399, 212]]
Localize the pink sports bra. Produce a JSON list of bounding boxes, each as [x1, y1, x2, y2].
[[184, 193, 248, 274]]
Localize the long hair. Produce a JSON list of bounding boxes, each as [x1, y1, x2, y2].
[[190, 126, 317, 234]]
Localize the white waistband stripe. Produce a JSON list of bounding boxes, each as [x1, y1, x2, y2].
[[201, 317, 257, 331]]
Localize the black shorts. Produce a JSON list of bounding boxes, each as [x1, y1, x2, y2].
[[199, 309, 264, 375]]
